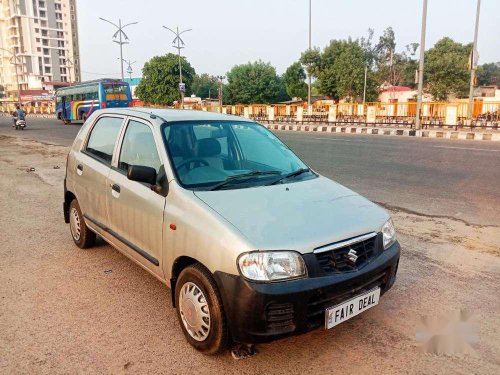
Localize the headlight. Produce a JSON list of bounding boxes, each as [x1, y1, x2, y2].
[[238, 251, 307, 282], [382, 219, 396, 249]]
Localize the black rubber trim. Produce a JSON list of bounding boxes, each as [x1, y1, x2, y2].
[[111, 184, 120, 193], [83, 214, 159, 266]]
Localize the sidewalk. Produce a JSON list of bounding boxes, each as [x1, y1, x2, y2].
[[266, 123, 500, 141]]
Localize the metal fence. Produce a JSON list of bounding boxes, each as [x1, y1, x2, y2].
[[1, 99, 499, 130]]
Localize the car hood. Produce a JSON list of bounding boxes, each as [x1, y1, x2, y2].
[[194, 176, 389, 254]]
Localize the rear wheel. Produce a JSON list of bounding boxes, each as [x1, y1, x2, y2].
[[175, 264, 229, 355], [69, 199, 96, 248]]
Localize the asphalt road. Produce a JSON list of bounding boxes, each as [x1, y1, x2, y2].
[[1, 115, 499, 226]]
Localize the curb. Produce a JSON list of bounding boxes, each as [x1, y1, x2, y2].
[[266, 123, 500, 142]]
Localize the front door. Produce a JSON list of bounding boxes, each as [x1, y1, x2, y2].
[[106, 117, 166, 277]]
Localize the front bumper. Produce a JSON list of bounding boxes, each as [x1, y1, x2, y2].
[[214, 240, 400, 344]]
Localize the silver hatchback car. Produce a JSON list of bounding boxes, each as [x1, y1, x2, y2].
[[64, 108, 400, 354]]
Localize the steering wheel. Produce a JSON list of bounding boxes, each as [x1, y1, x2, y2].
[[176, 158, 210, 171]]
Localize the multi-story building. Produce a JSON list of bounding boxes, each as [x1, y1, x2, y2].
[[0, 0, 81, 99]]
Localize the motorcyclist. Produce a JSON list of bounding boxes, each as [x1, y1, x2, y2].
[[12, 105, 27, 128]]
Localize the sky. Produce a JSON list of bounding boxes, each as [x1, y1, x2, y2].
[[77, 0, 500, 81]]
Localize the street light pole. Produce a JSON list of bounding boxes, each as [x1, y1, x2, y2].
[[99, 17, 138, 80], [468, 0, 481, 119], [119, 58, 136, 80], [363, 66, 367, 105], [163, 26, 192, 109], [415, 0, 428, 130], [308, 0, 312, 113], [217, 75, 225, 112], [12, 49, 21, 106], [1, 47, 22, 105]]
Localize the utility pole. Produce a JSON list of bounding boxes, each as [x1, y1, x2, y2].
[[415, 0, 427, 130], [163, 26, 192, 109], [363, 66, 368, 105], [468, 0, 481, 119], [308, 0, 312, 113], [99, 17, 138, 80]]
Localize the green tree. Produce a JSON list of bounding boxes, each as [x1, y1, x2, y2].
[[300, 48, 322, 79], [373, 27, 419, 89], [424, 37, 472, 100], [301, 38, 377, 101], [224, 60, 283, 104], [135, 53, 195, 105], [476, 62, 500, 86], [283, 61, 308, 99], [191, 73, 218, 99]]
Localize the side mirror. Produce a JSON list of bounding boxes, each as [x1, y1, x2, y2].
[[151, 165, 169, 196], [127, 165, 156, 185]]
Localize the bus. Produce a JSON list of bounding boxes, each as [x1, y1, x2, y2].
[[55, 79, 132, 123]]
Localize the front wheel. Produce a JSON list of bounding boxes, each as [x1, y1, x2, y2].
[[175, 264, 229, 355]]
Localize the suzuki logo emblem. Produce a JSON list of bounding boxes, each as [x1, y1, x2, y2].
[[345, 249, 358, 264]]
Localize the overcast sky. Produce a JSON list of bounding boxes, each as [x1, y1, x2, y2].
[[77, 0, 499, 81]]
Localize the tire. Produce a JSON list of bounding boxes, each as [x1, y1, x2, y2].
[[175, 264, 229, 355], [69, 199, 96, 249]]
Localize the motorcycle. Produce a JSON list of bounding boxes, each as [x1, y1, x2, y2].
[[15, 119, 26, 130]]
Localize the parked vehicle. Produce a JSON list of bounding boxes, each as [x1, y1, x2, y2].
[[55, 79, 132, 123], [63, 108, 400, 354]]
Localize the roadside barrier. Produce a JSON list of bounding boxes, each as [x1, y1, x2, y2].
[[266, 123, 500, 141], [1, 99, 499, 133]]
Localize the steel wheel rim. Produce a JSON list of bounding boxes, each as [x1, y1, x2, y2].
[[69, 207, 81, 241], [179, 281, 211, 341]]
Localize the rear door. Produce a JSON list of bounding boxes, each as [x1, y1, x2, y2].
[[74, 115, 125, 227], [106, 117, 166, 277]]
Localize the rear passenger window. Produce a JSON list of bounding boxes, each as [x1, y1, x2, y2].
[[119, 120, 162, 173], [86, 117, 123, 163]]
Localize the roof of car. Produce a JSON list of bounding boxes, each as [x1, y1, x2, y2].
[[100, 107, 251, 123]]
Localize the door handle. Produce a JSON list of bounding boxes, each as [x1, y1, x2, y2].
[[111, 184, 120, 193], [77, 164, 83, 171]]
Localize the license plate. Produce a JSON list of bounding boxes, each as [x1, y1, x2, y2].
[[325, 288, 381, 329]]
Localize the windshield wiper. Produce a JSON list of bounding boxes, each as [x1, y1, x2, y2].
[[268, 168, 311, 185], [210, 171, 281, 191]]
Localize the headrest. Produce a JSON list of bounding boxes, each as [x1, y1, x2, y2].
[[195, 138, 221, 157]]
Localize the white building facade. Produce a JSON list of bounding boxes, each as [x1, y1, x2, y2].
[[0, 0, 81, 98]]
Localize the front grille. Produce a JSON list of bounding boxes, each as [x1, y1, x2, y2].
[[306, 272, 387, 329], [315, 234, 379, 274], [265, 302, 295, 334]]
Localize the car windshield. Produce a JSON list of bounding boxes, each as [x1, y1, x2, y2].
[[161, 121, 315, 190]]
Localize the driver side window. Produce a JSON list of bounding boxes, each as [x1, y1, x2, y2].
[[118, 120, 162, 173]]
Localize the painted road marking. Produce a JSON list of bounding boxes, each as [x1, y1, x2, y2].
[[312, 138, 369, 143]]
